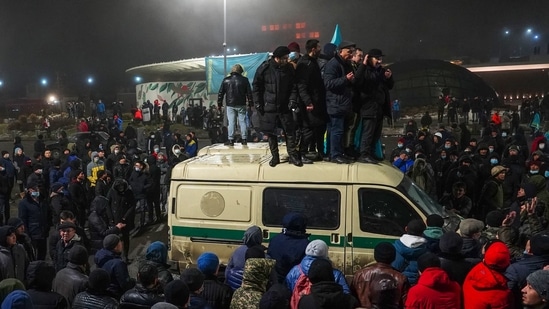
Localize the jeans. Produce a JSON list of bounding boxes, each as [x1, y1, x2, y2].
[[328, 115, 345, 158], [227, 105, 248, 140]]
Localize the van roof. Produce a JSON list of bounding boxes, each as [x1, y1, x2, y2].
[[173, 143, 404, 185]]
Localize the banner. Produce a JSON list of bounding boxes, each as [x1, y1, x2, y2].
[[205, 53, 270, 94]]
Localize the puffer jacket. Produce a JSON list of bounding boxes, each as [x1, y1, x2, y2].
[[252, 59, 296, 115], [94, 248, 136, 298], [295, 54, 328, 127], [505, 254, 549, 309], [438, 253, 476, 285], [230, 258, 276, 309], [120, 284, 165, 308], [298, 281, 358, 309], [202, 274, 233, 309], [107, 179, 136, 230], [323, 53, 353, 116], [404, 267, 461, 309], [463, 242, 513, 309], [52, 262, 89, 308], [128, 169, 151, 200], [18, 194, 49, 240], [391, 235, 429, 285], [54, 234, 83, 272], [226, 225, 264, 290], [350, 262, 409, 308], [218, 72, 253, 107], [286, 255, 350, 294], [88, 195, 121, 250], [72, 290, 118, 309], [0, 226, 27, 282], [353, 62, 394, 119], [142, 241, 174, 288]]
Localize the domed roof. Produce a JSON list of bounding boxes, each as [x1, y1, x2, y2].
[[387, 59, 498, 107]]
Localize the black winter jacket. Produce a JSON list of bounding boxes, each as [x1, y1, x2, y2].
[[438, 253, 477, 285], [298, 281, 358, 309], [323, 53, 353, 117], [354, 63, 394, 119], [72, 290, 118, 309], [252, 59, 297, 114], [296, 54, 328, 127], [107, 179, 136, 229], [27, 289, 68, 309], [88, 196, 121, 250], [18, 194, 49, 240], [218, 72, 253, 107], [128, 169, 151, 200], [202, 274, 233, 309], [120, 284, 164, 308], [52, 262, 89, 308]]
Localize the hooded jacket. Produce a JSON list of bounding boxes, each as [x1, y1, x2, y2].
[[107, 179, 136, 229], [0, 227, 27, 283], [463, 242, 513, 309], [94, 248, 135, 298], [141, 241, 174, 288], [26, 260, 67, 309], [226, 226, 264, 290], [88, 196, 121, 250], [0, 290, 33, 309], [391, 234, 429, 285], [230, 258, 276, 309], [404, 267, 461, 309], [267, 213, 310, 283]]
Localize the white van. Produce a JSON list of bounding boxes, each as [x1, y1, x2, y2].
[[168, 143, 454, 275]]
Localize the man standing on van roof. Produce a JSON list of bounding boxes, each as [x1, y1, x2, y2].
[[253, 46, 303, 167]]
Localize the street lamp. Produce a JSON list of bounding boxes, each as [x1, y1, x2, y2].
[[223, 0, 227, 76], [41, 78, 48, 86], [87, 77, 94, 84], [135, 76, 142, 83]]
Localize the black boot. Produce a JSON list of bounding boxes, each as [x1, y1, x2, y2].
[[289, 154, 304, 167], [241, 139, 247, 145], [300, 154, 313, 164], [224, 140, 234, 146], [268, 136, 280, 167]]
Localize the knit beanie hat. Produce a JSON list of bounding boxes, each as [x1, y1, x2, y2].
[[522, 182, 538, 199], [88, 268, 111, 292], [69, 245, 88, 265], [530, 232, 549, 256], [245, 245, 266, 260], [0, 290, 33, 309], [259, 283, 291, 309], [526, 270, 549, 301], [308, 259, 334, 284], [180, 268, 205, 292], [485, 210, 505, 227], [374, 242, 396, 264], [163, 280, 190, 307], [305, 240, 328, 258], [6, 218, 23, 229], [439, 231, 464, 254], [197, 252, 219, 276], [426, 214, 444, 228], [103, 234, 120, 250]]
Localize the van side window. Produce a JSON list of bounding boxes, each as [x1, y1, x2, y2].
[[262, 188, 340, 230], [358, 188, 421, 236]]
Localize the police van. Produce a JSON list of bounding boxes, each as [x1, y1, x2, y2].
[[168, 142, 452, 275]]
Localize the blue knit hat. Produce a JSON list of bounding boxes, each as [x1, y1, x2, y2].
[[197, 252, 219, 276]]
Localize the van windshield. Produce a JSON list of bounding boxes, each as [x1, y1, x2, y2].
[[397, 176, 445, 216]]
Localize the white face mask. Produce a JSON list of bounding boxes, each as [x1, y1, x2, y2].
[[540, 143, 546, 150], [174, 149, 181, 155]]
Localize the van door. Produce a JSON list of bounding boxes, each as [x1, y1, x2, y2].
[[349, 185, 423, 271]]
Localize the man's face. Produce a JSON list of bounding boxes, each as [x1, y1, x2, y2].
[[370, 56, 382, 67], [60, 228, 76, 242], [16, 225, 24, 235], [352, 50, 364, 64], [522, 283, 545, 307], [496, 171, 506, 181], [509, 149, 518, 156], [77, 172, 85, 181], [274, 55, 289, 65], [6, 233, 16, 247], [340, 47, 354, 61], [313, 43, 321, 57], [114, 240, 123, 254], [455, 187, 466, 198], [44, 150, 51, 158]]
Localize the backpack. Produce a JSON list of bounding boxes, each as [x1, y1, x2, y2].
[[290, 265, 312, 309]]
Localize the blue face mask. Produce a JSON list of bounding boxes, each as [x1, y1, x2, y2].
[[30, 191, 40, 198], [490, 158, 499, 165], [545, 171, 549, 178], [441, 155, 447, 159], [444, 145, 451, 149], [531, 170, 539, 174], [489, 148, 494, 153]]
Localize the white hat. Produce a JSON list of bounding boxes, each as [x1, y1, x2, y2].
[[305, 240, 328, 258], [434, 132, 443, 138]]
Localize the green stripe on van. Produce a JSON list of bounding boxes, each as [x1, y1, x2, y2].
[[171, 226, 396, 249]]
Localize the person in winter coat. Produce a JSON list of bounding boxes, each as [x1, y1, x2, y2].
[[459, 218, 485, 261], [478, 165, 506, 220], [53, 221, 84, 272], [94, 234, 136, 298], [49, 182, 73, 227], [286, 240, 350, 296], [407, 157, 434, 195], [422, 214, 444, 254], [298, 258, 358, 309], [0, 226, 27, 282], [113, 154, 132, 180], [68, 169, 89, 228], [146, 155, 162, 224], [6, 218, 34, 263], [351, 242, 409, 308], [107, 178, 135, 262], [88, 195, 125, 251], [141, 241, 174, 289], [180, 268, 212, 309], [25, 261, 67, 309], [0, 290, 33, 309], [267, 213, 310, 283], [506, 231, 549, 309], [440, 181, 472, 217], [463, 240, 513, 309], [120, 263, 165, 308], [497, 226, 523, 262], [437, 232, 476, 285], [391, 219, 429, 285], [152, 280, 191, 309], [73, 268, 119, 309], [404, 252, 461, 309], [230, 258, 276, 309], [128, 160, 151, 230], [52, 245, 89, 308], [197, 252, 233, 309], [225, 225, 264, 290], [17, 182, 49, 260]]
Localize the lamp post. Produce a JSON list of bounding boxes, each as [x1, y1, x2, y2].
[[223, 0, 227, 77]]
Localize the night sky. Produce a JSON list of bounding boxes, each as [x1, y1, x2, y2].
[[1, 0, 547, 97]]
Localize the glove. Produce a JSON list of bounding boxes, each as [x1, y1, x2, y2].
[[255, 104, 265, 116], [289, 101, 300, 113]]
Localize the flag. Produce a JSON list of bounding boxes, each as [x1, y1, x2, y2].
[[330, 24, 342, 46], [205, 53, 270, 94]]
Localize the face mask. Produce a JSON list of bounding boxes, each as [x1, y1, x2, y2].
[[441, 155, 447, 159], [444, 145, 451, 149], [30, 191, 40, 198], [151, 135, 155, 139], [540, 144, 546, 150], [545, 171, 549, 178], [36, 169, 43, 174], [490, 158, 498, 165], [93, 157, 99, 163], [158, 157, 164, 162], [501, 132, 507, 137], [135, 167, 141, 172], [405, 148, 412, 153], [489, 148, 494, 153], [114, 150, 119, 154], [397, 143, 403, 148], [0, 167, 4, 172], [174, 149, 181, 155], [154, 148, 160, 153], [530, 170, 539, 174]]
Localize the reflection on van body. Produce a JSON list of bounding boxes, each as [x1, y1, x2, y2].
[[168, 144, 453, 275]]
